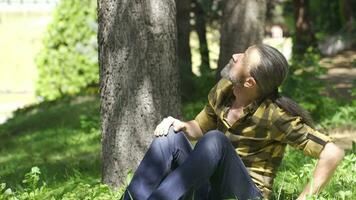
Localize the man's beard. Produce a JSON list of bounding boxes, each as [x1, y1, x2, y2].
[[220, 63, 244, 87]]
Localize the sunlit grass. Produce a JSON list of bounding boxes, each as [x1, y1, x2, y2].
[[0, 95, 101, 189], [0, 94, 355, 199]]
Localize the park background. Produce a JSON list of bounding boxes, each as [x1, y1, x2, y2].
[[0, 0, 355, 199]]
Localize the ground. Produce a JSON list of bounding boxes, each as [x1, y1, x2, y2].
[[318, 49, 356, 150]]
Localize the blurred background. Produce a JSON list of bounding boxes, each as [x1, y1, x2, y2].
[[0, 0, 355, 199], [1, 0, 355, 124], [0, 0, 59, 124]]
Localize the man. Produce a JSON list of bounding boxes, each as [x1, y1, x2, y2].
[[122, 44, 344, 200]]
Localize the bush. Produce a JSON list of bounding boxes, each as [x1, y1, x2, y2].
[[320, 101, 356, 128], [272, 148, 356, 200], [36, 0, 98, 100], [281, 48, 342, 123]]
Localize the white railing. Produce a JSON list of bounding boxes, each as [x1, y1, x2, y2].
[[0, 0, 58, 4], [0, 0, 60, 11]]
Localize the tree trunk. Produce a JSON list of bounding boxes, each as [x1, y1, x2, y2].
[[193, 0, 210, 74], [176, 0, 195, 102], [98, 0, 181, 188], [340, 0, 354, 32], [216, 0, 267, 81], [293, 0, 316, 54]]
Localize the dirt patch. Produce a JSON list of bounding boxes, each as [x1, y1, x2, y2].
[[319, 50, 356, 101], [324, 125, 356, 150], [318, 49, 356, 150]]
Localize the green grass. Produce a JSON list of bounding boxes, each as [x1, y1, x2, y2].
[[0, 94, 355, 199], [0, 95, 112, 199]]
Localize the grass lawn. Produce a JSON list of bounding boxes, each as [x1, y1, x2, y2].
[[0, 94, 355, 199], [0, 95, 106, 199]]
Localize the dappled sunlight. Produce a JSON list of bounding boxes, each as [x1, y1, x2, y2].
[[0, 95, 101, 188], [0, 0, 355, 199]]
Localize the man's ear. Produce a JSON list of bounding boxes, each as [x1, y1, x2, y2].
[[244, 77, 257, 88]]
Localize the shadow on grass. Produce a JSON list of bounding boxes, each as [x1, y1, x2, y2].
[[0, 94, 102, 189]]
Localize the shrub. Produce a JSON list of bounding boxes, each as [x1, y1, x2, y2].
[[36, 0, 98, 100], [281, 48, 340, 122], [272, 148, 356, 200]]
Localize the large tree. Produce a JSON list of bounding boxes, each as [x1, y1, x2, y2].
[[98, 0, 181, 187], [216, 0, 266, 81]]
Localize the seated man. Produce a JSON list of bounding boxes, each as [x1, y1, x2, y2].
[[121, 44, 344, 200]]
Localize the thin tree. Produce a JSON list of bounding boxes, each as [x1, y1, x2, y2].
[[176, 0, 195, 102], [216, 0, 267, 81], [193, 0, 211, 74], [98, 0, 181, 187], [340, 0, 354, 32], [293, 0, 316, 54]]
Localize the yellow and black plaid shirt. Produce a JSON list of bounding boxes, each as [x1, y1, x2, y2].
[[194, 78, 332, 199]]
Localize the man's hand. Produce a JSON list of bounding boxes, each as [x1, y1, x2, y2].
[[154, 116, 186, 137]]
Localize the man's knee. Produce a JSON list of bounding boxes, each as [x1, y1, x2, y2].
[[204, 130, 227, 141], [198, 130, 229, 150], [153, 127, 187, 144]]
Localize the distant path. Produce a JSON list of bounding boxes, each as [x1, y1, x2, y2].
[[319, 49, 356, 150], [319, 50, 356, 101]]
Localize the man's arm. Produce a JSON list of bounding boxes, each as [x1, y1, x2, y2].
[[180, 120, 204, 141], [297, 142, 344, 200]]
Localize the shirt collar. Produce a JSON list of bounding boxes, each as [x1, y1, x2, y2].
[[242, 99, 261, 114], [228, 81, 264, 114], [227, 87, 263, 115]]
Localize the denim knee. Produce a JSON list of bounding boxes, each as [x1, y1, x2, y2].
[[204, 130, 229, 143], [153, 127, 185, 142], [197, 130, 229, 154], [151, 127, 191, 151]]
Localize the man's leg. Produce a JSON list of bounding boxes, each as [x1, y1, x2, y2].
[[147, 130, 262, 200], [207, 134, 262, 200], [122, 126, 194, 200]]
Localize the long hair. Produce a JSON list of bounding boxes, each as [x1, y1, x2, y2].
[[250, 44, 314, 127]]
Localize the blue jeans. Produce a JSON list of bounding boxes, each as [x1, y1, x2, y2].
[[121, 127, 262, 200]]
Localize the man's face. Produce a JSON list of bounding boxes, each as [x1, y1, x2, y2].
[[220, 47, 258, 87]]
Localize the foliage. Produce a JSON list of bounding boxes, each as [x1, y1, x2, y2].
[[182, 70, 216, 120], [309, 0, 343, 37], [0, 92, 355, 199], [195, 0, 223, 26], [0, 95, 101, 188], [281, 48, 345, 123], [0, 167, 122, 200], [281, 48, 356, 130], [272, 148, 356, 200], [36, 0, 98, 100], [319, 102, 356, 128]]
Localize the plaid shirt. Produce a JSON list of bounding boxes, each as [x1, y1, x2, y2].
[[194, 78, 332, 199]]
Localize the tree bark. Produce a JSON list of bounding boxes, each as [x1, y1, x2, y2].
[[193, 0, 210, 74], [98, 0, 181, 188], [293, 0, 316, 54], [216, 0, 267, 81], [340, 0, 354, 32]]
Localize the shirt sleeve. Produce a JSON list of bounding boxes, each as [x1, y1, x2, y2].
[[194, 103, 217, 134], [272, 107, 332, 158]]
